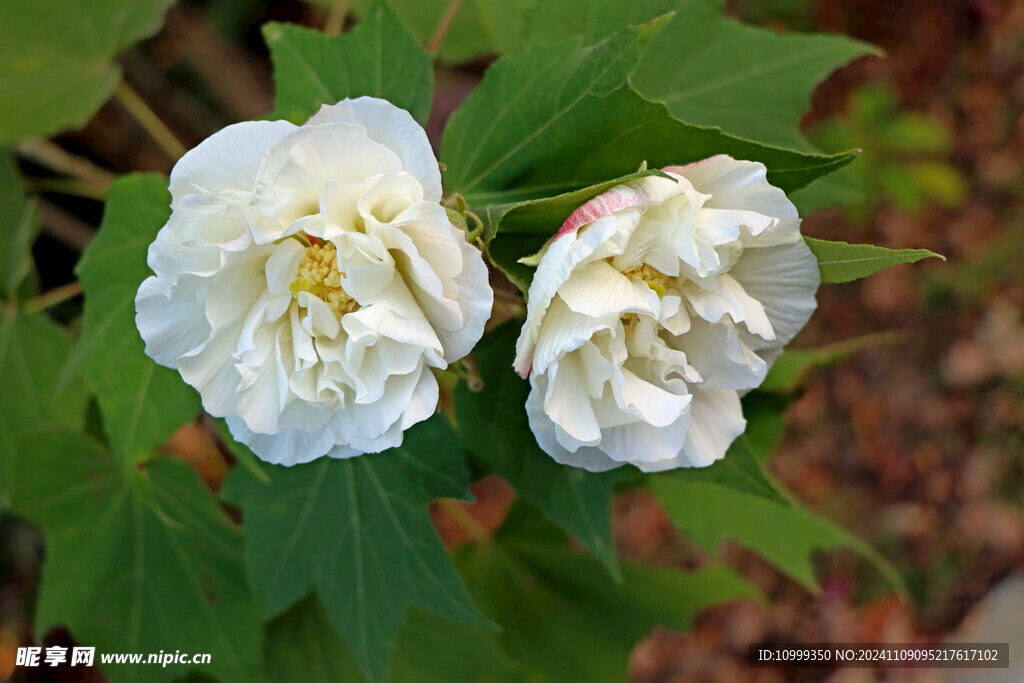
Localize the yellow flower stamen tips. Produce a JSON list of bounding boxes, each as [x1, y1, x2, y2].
[[622, 263, 670, 298], [290, 241, 358, 316]]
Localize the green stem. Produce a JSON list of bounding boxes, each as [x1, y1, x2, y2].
[[427, 0, 464, 55], [115, 81, 187, 160], [15, 139, 116, 185], [27, 178, 108, 201], [24, 281, 83, 313], [323, 2, 347, 35]]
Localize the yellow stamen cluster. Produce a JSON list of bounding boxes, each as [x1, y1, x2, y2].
[[289, 241, 358, 316], [622, 263, 670, 298]]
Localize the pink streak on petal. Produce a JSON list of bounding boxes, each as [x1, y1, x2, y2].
[[554, 182, 649, 241]]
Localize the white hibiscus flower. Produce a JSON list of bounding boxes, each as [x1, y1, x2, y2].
[[136, 97, 492, 466], [514, 155, 820, 472]]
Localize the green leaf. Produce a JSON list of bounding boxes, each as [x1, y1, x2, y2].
[[457, 504, 760, 681], [632, 0, 877, 150], [363, 0, 870, 153], [264, 3, 434, 126], [455, 322, 623, 577], [441, 20, 665, 201], [71, 174, 200, 464], [222, 415, 488, 682], [0, 0, 175, 144], [0, 150, 38, 300], [441, 23, 857, 208], [650, 476, 903, 592], [789, 168, 867, 214], [10, 430, 263, 683], [349, 0, 530, 64], [805, 236, 945, 284], [760, 331, 904, 393], [0, 311, 87, 507], [265, 598, 514, 682]]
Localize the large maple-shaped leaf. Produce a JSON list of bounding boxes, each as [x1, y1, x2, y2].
[[651, 476, 903, 592], [222, 415, 489, 681], [265, 598, 514, 682], [0, 312, 87, 507], [441, 22, 856, 209], [455, 322, 624, 577], [265, 2, 434, 126], [0, 0, 175, 144], [10, 430, 263, 683], [456, 504, 760, 680], [374, 0, 870, 155], [0, 150, 38, 300], [70, 174, 200, 464], [631, 0, 876, 150]]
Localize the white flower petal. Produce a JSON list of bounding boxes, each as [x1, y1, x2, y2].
[[666, 156, 798, 221], [518, 155, 815, 473], [526, 377, 621, 472], [686, 273, 775, 340], [169, 120, 296, 200], [226, 415, 336, 467], [306, 97, 442, 202], [264, 239, 305, 295], [433, 227, 493, 363], [139, 97, 494, 466], [676, 319, 767, 391], [514, 213, 635, 375], [135, 276, 210, 367], [599, 412, 692, 467], [558, 260, 660, 320], [675, 389, 745, 468], [729, 240, 820, 349], [544, 355, 603, 445], [530, 297, 616, 376]]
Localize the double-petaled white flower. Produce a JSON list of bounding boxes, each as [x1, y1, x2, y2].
[[514, 155, 819, 472], [136, 97, 492, 466]]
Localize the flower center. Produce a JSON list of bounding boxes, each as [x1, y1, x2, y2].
[[622, 263, 670, 298], [289, 241, 359, 316]]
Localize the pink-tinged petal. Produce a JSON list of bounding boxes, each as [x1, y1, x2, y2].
[[556, 182, 649, 239], [513, 212, 636, 376]]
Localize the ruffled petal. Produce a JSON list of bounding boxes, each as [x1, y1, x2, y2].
[[558, 260, 661, 320], [135, 277, 211, 367], [675, 319, 767, 391], [169, 120, 296, 200], [514, 212, 636, 375], [306, 97, 443, 202], [729, 240, 820, 350], [675, 389, 745, 468], [665, 156, 800, 245], [432, 227, 493, 363]]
